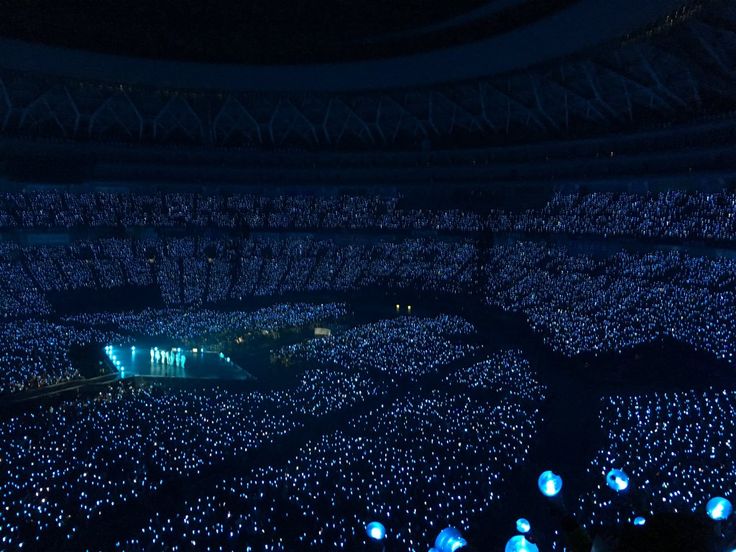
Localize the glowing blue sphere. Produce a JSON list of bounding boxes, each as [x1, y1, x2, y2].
[[434, 527, 468, 552], [633, 516, 646, 526], [365, 521, 386, 541], [515, 518, 531, 534], [606, 469, 630, 492], [706, 497, 733, 521], [537, 470, 563, 497], [504, 535, 539, 552]]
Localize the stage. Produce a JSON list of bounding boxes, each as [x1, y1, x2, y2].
[[104, 345, 254, 381]]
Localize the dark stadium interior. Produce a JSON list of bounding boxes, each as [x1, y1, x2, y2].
[[0, 1, 735, 552], [0, 0, 581, 64]]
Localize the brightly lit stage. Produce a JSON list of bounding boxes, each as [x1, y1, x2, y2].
[[104, 345, 254, 380]]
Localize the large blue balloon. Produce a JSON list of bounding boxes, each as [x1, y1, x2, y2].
[[515, 517, 531, 534], [606, 469, 630, 492], [365, 521, 386, 541], [537, 470, 563, 497], [706, 497, 733, 521], [434, 527, 468, 552], [505, 535, 539, 552], [633, 516, 646, 526]]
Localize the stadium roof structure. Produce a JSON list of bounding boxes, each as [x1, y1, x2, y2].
[[0, 0, 685, 91], [0, 0, 733, 185], [0, 0, 691, 68]]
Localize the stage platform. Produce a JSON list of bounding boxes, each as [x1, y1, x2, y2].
[[104, 345, 254, 381]]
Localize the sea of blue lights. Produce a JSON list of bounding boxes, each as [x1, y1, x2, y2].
[[1, 286, 735, 552], [109, 344, 545, 551], [576, 389, 736, 532], [4, 303, 735, 550], [2, 191, 736, 551]]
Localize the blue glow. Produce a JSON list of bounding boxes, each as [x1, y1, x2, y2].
[[633, 516, 646, 526], [706, 497, 733, 521], [606, 468, 630, 492], [515, 518, 531, 534], [365, 521, 385, 541], [105, 343, 250, 380], [434, 527, 468, 552], [504, 535, 539, 552], [537, 470, 563, 497]]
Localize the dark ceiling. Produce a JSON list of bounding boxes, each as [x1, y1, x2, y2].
[[0, 0, 576, 64]]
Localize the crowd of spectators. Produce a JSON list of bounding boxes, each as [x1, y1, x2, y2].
[[444, 349, 547, 400], [5, 232, 736, 393], [3, 189, 736, 242], [226, 237, 476, 300], [0, 313, 510, 549], [64, 303, 347, 341], [0, 367, 381, 548], [279, 315, 479, 378], [505, 191, 736, 242], [4, 229, 736, 393], [484, 241, 736, 362], [119, 352, 544, 551], [3, 235, 476, 313], [577, 388, 736, 528], [2, 185, 736, 550], [0, 303, 344, 395], [0, 243, 52, 317], [0, 191, 482, 232], [0, 320, 123, 394]]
